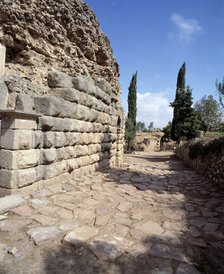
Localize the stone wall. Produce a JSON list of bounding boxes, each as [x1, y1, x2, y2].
[[0, 71, 124, 197], [175, 139, 224, 188]]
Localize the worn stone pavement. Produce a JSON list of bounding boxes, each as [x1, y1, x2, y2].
[[0, 151, 224, 274]]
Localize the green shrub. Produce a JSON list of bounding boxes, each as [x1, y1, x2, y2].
[[189, 137, 224, 160]]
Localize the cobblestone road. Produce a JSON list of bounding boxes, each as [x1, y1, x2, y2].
[[0, 151, 224, 274]]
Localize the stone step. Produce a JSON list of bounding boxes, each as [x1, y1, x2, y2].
[[0, 195, 25, 214]]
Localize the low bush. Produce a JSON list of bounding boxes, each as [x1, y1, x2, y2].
[[189, 137, 224, 160]]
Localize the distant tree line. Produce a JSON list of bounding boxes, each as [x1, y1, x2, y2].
[[125, 64, 224, 151]]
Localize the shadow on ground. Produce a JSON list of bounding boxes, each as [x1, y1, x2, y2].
[[1, 152, 224, 274]]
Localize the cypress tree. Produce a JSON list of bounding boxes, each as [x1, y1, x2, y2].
[[125, 72, 137, 150], [171, 63, 202, 141], [171, 63, 186, 141]]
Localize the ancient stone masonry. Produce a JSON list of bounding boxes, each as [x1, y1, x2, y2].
[[0, 0, 120, 91], [0, 0, 124, 197], [0, 71, 124, 197]]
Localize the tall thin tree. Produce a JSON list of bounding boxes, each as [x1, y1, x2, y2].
[[125, 72, 137, 150]]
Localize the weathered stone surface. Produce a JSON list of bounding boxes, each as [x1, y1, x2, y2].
[[149, 243, 188, 262], [0, 80, 8, 108], [176, 263, 202, 274], [135, 220, 164, 236], [0, 44, 6, 77], [27, 226, 61, 245], [1, 116, 37, 130], [15, 93, 34, 112], [0, 169, 17, 189], [48, 71, 73, 88], [42, 148, 57, 164], [0, 129, 35, 150], [89, 240, 122, 261], [8, 240, 33, 259], [0, 1, 119, 90], [17, 168, 37, 187], [63, 226, 99, 245], [11, 205, 34, 217], [0, 242, 6, 263], [0, 195, 24, 214]]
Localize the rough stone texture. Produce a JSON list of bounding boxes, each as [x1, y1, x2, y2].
[[0, 0, 119, 91], [63, 226, 99, 245], [176, 139, 224, 188], [27, 226, 61, 245], [0, 80, 8, 108], [0, 195, 24, 213], [0, 152, 223, 273]]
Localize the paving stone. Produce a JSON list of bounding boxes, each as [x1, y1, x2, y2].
[[63, 226, 99, 245], [73, 208, 95, 220], [151, 260, 173, 274], [32, 215, 59, 226], [161, 231, 181, 245], [176, 263, 202, 274], [149, 243, 188, 262], [27, 226, 61, 245], [59, 220, 82, 231], [30, 198, 49, 208], [0, 218, 31, 232], [0, 195, 25, 214], [203, 223, 219, 232], [11, 205, 34, 217], [118, 201, 133, 212], [135, 220, 164, 236], [32, 189, 52, 198], [95, 214, 111, 226], [89, 240, 122, 261], [8, 239, 33, 259], [0, 243, 6, 263]]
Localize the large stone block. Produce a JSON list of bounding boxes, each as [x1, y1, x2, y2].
[[17, 168, 37, 187], [16, 149, 40, 169], [65, 132, 81, 146], [34, 96, 62, 117], [33, 131, 43, 148], [15, 94, 34, 112], [42, 148, 57, 164], [0, 80, 8, 108], [48, 71, 73, 88], [76, 155, 91, 167], [1, 116, 37, 130], [0, 169, 17, 189], [54, 132, 66, 148], [0, 149, 40, 169], [64, 146, 76, 159], [1, 129, 33, 150], [75, 145, 89, 157], [95, 78, 113, 95], [52, 88, 81, 103], [44, 132, 55, 148], [72, 76, 96, 96], [67, 159, 78, 172], [0, 44, 6, 77], [38, 116, 54, 131], [53, 118, 70, 132]]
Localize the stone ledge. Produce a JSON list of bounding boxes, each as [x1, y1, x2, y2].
[[0, 109, 42, 119]]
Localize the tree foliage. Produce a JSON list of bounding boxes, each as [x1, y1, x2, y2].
[[163, 121, 172, 139], [216, 77, 224, 108], [136, 121, 146, 132], [194, 95, 223, 131], [170, 63, 202, 141], [125, 72, 137, 150]]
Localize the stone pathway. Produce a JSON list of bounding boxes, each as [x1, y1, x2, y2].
[[0, 151, 224, 274]]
